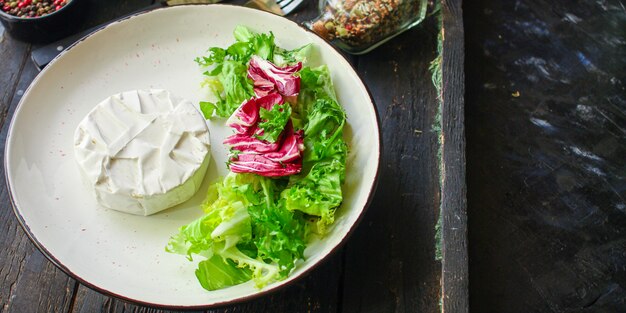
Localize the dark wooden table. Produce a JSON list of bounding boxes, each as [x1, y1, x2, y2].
[[1, 0, 468, 312]]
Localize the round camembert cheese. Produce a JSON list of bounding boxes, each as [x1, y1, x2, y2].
[[74, 89, 211, 216]]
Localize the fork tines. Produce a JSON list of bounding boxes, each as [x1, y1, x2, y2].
[[277, 0, 304, 14]]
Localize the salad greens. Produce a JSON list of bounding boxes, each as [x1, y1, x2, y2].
[[195, 25, 311, 118], [167, 26, 347, 291], [257, 103, 292, 143], [166, 173, 306, 289]]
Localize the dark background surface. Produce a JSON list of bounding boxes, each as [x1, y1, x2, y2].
[[465, 0, 626, 312]]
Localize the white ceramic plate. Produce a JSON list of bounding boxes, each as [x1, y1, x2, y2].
[[5, 5, 380, 309]]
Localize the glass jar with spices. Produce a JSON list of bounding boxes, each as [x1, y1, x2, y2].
[[308, 0, 428, 54]]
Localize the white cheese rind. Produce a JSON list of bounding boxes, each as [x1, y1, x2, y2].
[[74, 89, 211, 216]]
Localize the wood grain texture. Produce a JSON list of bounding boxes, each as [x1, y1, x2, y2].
[[71, 285, 196, 313], [441, 0, 469, 312], [0, 27, 29, 132], [440, 0, 468, 312], [340, 17, 443, 313]]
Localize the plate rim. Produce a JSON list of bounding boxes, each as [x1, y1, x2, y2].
[[4, 4, 383, 309]]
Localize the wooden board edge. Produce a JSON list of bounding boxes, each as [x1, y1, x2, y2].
[[440, 0, 468, 312]]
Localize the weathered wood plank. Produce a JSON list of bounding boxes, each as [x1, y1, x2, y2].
[[340, 17, 443, 313], [0, 26, 32, 310], [0, 25, 29, 131], [4, 250, 77, 313], [440, 0, 468, 312], [71, 285, 195, 313]]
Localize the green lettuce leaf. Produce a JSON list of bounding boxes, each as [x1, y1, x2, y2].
[[294, 65, 347, 167], [302, 98, 347, 165], [196, 255, 252, 291], [281, 159, 344, 234], [273, 44, 313, 67], [298, 66, 338, 102], [281, 65, 348, 234], [196, 27, 274, 118], [257, 103, 292, 143], [166, 173, 308, 290], [197, 26, 309, 118], [248, 178, 306, 276]]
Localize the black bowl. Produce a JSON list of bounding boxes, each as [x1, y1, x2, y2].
[[0, 0, 85, 44]]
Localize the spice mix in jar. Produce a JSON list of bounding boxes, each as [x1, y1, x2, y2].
[[309, 0, 428, 54]]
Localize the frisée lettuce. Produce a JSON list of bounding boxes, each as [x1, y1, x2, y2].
[[166, 173, 305, 290], [167, 26, 347, 291], [196, 25, 311, 118]]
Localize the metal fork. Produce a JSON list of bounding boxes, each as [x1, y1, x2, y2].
[[244, 0, 304, 16]]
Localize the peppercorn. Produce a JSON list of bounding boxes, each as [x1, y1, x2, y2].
[[1, 0, 70, 17]]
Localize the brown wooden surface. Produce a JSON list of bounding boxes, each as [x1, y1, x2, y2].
[[0, 0, 466, 312]]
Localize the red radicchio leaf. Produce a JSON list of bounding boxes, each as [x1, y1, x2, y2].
[[226, 93, 283, 135], [263, 122, 304, 163], [256, 92, 283, 111], [229, 153, 302, 177], [225, 97, 258, 135], [249, 74, 275, 98], [223, 58, 304, 177], [248, 56, 302, 97], [223, 129, 282, 154], [226, 123, 303, 176]]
